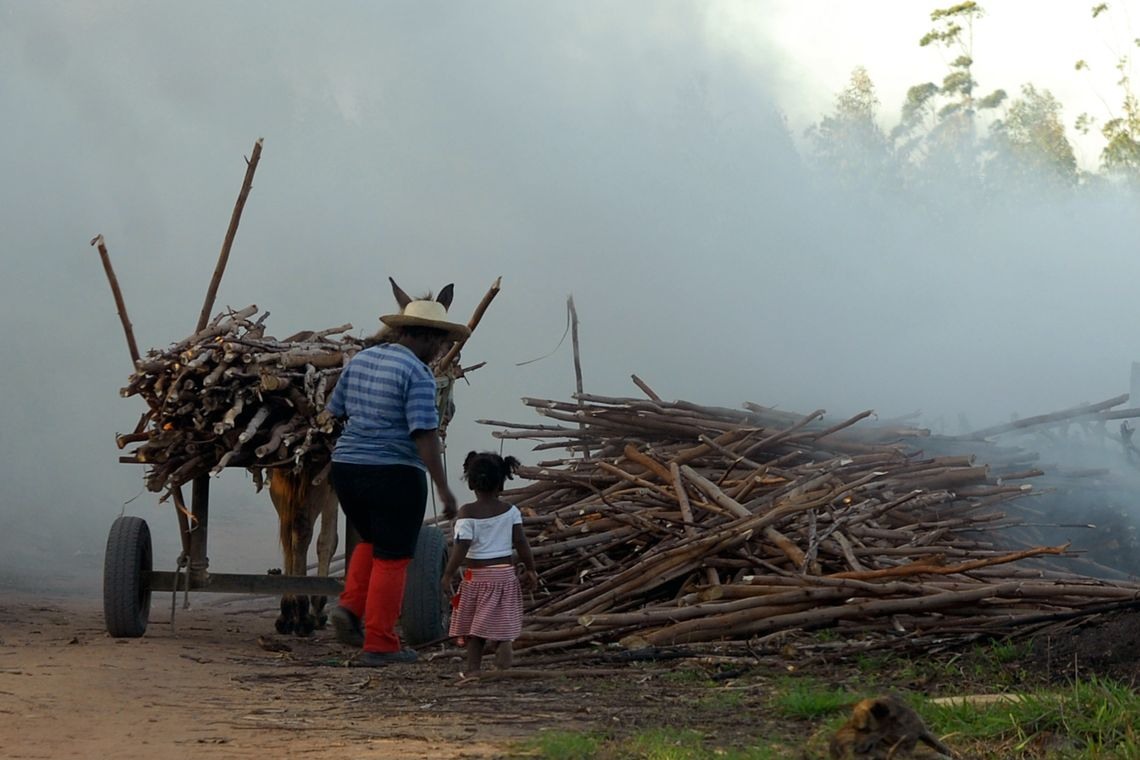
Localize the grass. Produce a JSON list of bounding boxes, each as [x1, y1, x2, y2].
[[516, 643, 1140, 759], [771, 677, 859, 719], [523, 731, 604, 760], [919, 676, 1140, 758], [660, 668, 713, 685], [696, 687, 745, 710], [521, 728, 791, 760]]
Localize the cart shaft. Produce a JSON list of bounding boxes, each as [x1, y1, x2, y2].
[[148, 571, 343, 595]]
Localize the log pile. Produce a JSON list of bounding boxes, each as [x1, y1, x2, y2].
[[118, 305, 362, 494], [923, 394, 1140, 578], [481, 389, 1140, 653], [118, 276, 502, 498]]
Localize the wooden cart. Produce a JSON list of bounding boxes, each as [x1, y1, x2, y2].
[[102, 471, 449, 645], [92, 144, 492, 649]]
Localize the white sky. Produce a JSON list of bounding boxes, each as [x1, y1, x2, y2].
[[717, 0, 1138, 170]]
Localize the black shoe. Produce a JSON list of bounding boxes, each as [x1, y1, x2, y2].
[[356, 648, 418, 666], [329, 606, 364, 647]]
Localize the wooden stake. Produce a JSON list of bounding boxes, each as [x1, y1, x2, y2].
[[967, 394, 1129, 438], [438, 276, 502, 372], [567, 294, 589, 459], [631, 374, 662, 401], [568, 295, 585, 400], [196, 138, 264, 332], [89, 235, 141, 366]]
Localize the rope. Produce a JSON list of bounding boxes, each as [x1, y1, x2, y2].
[[182, 557, 191, 610], [429, 469, 438, 521], [170, 553, 189, 631], [514, 302, 572, 366]]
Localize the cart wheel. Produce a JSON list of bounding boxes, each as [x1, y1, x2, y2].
[[400, 525, 448, 646], [103, 515, 153, 638]]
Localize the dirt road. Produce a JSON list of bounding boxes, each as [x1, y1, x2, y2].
[[8, 586, 1140, 759], [0, 592, 767, 759]]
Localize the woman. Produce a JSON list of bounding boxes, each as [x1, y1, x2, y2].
[[325, 278, 469, 666]]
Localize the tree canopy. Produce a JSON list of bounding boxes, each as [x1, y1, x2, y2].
[[805, 2, 1134, 195]]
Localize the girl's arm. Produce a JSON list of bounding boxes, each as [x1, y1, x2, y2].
[[512, 523, 538, 592], [441, 539, 470, 594]]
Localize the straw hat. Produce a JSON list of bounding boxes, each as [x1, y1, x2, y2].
[[380, 278, 471, 339]]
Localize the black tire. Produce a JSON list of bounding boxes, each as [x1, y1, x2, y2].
[[103, 516, 153, 638], [401, 525, 448, 646]]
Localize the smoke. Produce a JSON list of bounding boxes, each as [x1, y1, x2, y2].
[[2, 1, 1139, 596]]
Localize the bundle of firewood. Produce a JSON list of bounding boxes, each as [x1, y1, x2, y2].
[[482, 389, 1140, 653], [116, 275, 501, 498], [117, 305, 362, 494]]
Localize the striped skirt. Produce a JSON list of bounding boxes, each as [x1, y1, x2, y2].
[[448, 565, 523, 642]]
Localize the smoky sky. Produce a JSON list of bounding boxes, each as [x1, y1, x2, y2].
[[3, 1, 1140, 592]]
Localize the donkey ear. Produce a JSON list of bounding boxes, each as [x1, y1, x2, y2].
[[436, 283, 455, 309], [389, 277, 413, 310]]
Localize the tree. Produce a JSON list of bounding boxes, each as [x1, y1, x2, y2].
[[1076, 3, 1140, 183], [892, 2, 1007, 182], [805, 66, 897, 189], [988, 84, 1078, 189]]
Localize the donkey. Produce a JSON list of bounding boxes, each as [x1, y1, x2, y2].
[[268, 464, 339, 635]]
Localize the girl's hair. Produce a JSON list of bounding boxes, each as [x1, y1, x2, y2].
[[463, 451, 521, 493]]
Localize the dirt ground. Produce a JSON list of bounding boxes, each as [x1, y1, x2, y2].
[[1022, 607, 1140, 687], [5, 591, 1140, 760], [0, 592, 787, 760]]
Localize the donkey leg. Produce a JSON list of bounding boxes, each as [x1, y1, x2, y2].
[[270, 475, 297, 635], [310, 482, 340, 628], [291, 517, 318, 636], [276, 537, 307, 634], [276, 595, 297, 635]]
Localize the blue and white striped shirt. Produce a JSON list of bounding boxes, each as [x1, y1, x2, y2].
[[327, 343, 439, 468]]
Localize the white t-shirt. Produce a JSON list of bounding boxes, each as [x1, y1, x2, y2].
[[453, 505, 522, 560]]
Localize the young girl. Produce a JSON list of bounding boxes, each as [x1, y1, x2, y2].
[[442, 451, 538, 672]]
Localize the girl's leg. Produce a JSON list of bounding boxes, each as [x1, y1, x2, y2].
[[465, 636, 486, 672], [493, 640, 513, 670]]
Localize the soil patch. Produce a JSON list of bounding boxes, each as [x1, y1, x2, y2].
[[1023, 607, 1140, 686], [0, 594, 786, 759], [4, 593, 1140, 758]]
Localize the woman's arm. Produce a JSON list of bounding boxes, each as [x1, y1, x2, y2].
[[413, 430, 457, 518]]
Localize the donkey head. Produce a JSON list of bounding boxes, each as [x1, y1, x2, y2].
[[389, 277, 454, 311]]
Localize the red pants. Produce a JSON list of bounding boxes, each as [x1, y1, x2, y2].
[[340, 542, 409, 653]]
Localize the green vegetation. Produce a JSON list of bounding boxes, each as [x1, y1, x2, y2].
[[923, 678, 1140, 758], [807, 2, 1140, 193], [770, 678, 858, 719], [521, 729, 791, 760], [523, 731, 604, 760], [514, 641, 1140, 759]]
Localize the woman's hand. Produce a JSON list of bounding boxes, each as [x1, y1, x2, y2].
[[440, 487, 458, 520], [520, 568, 539, 592]]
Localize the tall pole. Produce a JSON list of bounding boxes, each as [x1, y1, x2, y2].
[[196, 138, 264, 332], [90, 234, 141, 367]]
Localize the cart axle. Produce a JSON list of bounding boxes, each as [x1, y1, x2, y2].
[[148, 571, 343, 595]]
